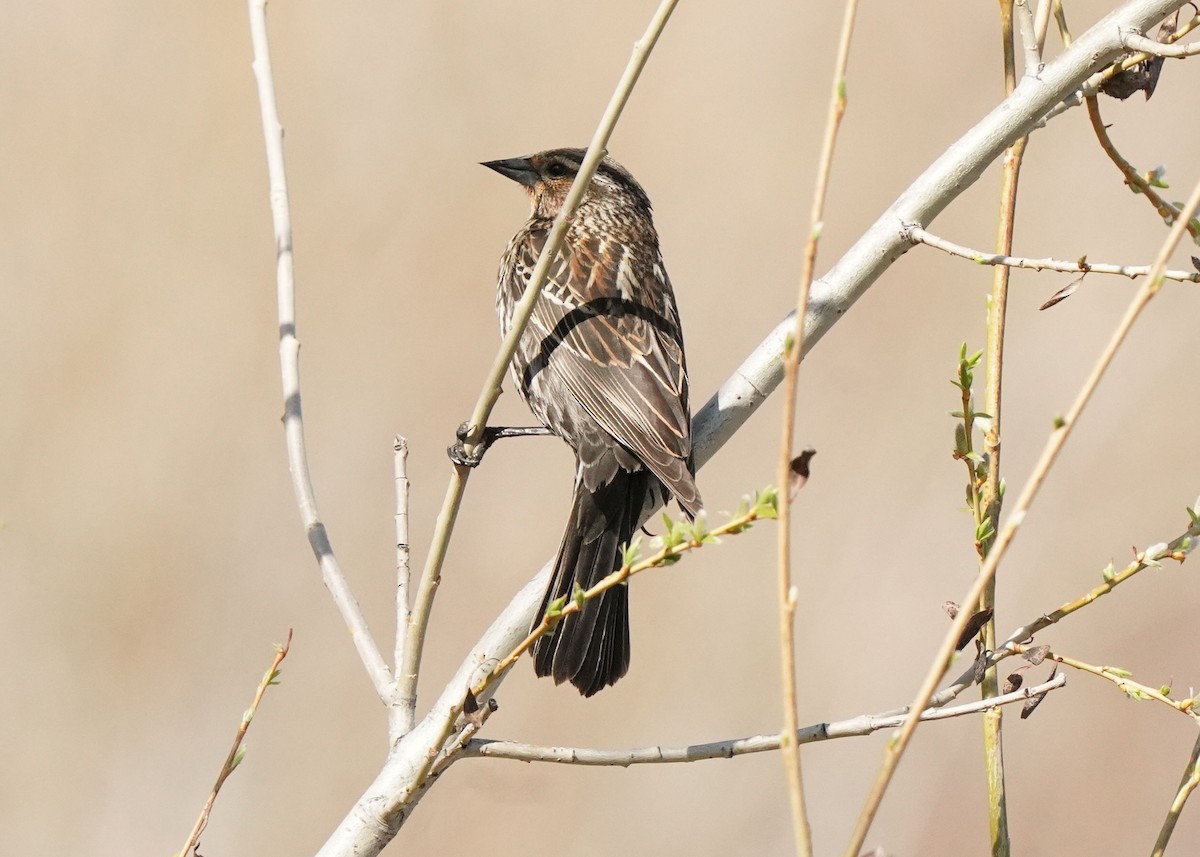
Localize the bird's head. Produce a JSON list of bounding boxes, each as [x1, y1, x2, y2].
[[481, 148, 651, 220]]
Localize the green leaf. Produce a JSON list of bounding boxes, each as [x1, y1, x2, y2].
[[230, 746, 247, 771], [1101, 562, 1115, 582], [571, 581, 587, 607], [1106, 666, 1133, 678], [754, 488, 780, 520], [954, 424, 968, 454], [621, 537, 642, 567], [661, 514, 683, 549], [545, 594, 568, 619]]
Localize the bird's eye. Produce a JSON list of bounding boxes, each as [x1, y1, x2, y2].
[[545, 162, 569, 178]]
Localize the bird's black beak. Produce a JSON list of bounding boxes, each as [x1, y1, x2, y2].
[[481, 156, 539, 189]]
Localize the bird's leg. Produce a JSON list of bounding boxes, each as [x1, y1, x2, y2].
[[447, 422, 553, 467]]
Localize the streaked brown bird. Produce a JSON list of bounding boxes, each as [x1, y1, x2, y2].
[[482, 148, 702, 696]]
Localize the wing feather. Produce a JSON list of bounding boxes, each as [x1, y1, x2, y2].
[[514, 225, 698, 509]]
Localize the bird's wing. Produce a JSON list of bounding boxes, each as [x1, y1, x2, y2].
[[518, 227, 700, 512]]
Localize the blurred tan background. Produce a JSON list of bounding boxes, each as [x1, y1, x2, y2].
[[3, 1, 1199, 854]]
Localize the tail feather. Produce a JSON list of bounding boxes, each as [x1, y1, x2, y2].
[[532, 467, 654, 696]]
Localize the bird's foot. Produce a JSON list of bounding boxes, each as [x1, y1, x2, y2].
[[446, 423, 554, 467], [447, 421, 490, 467]]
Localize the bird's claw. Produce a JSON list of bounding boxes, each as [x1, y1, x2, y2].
[[447, 421, 491, 468]]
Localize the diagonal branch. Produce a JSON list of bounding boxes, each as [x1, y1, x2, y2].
[[1151, 733, 1200, 857], [1085, 94, 1200, 242]]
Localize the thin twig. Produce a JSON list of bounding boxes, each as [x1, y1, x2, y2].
[[775, 1, 858, 853], [1042, 12, 1200, 122], [906, 225, 1200, 282], [391, 497, 777, 826], [1030, 647, 1200, 720], [1122, 29, 1200, 56], [392, 436, 414, 738], [1085, 95, 1200, 242], [246, 0, 392, 701], [1053, 0, 1074, 47], [929, 515, 1200, 710], [1151, 733, 1200, 857], [398, 0, 682, 717], [1116, 14, 1200, 70], [842, 153, 1200, 857], [179, 631, 292, 857], [1033, 0, 1056, 52], [977, 5, 1026, 852], [477, 497, 775, 695], [1015, 0, 1042, 73], [462, 674, 1067, 766]]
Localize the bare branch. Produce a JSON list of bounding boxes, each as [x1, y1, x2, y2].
[[1122, 28, 1200, 55], [1086, 95, 1200, 241], [246, 0, 392, 701], [462, 674, 1068, 766], [1033, 0, 1057, 52], [179, 631, 292, 857], [774, 0, 859, 851], [977, 5, 1028, 850], [906, 225, 1200, 282], [1151, 733, 1200, 857], [392, 437, 414, 738], [1015, 0, 1043, 73]]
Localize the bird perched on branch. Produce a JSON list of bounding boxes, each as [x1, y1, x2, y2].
[[481, 148, 702, 696]]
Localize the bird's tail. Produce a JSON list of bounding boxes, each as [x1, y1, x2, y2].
[[532, 466, 661, 696]]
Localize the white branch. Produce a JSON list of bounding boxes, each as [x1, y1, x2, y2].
[[392, 437, 414, 739], [1123, 28, 1200, 55], [906, 224, 1200, 282], [247, 0, 392, 702], [1016, 0, 1044, 74], [463, 674, 1067, 766]]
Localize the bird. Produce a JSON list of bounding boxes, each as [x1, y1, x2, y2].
[[480, 147, 702, 696]]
